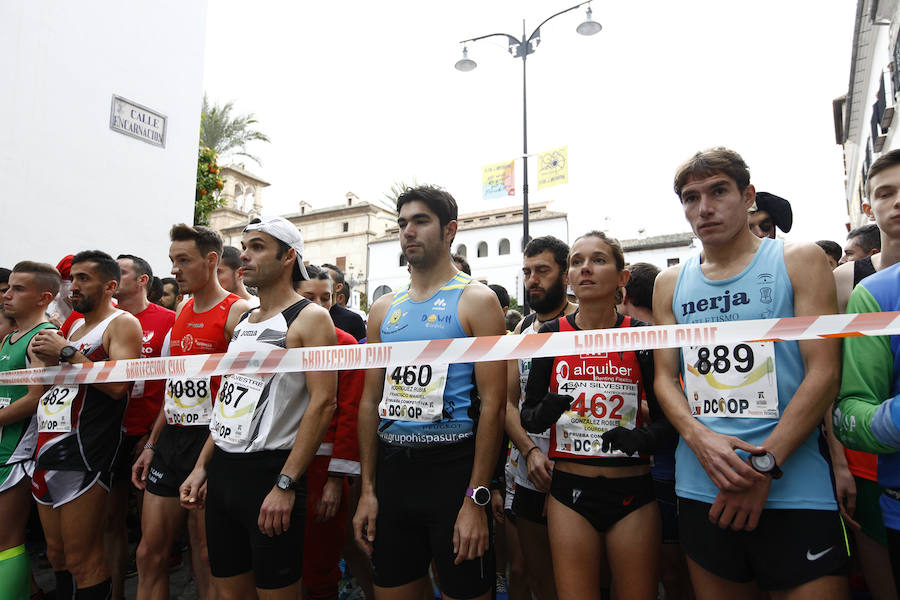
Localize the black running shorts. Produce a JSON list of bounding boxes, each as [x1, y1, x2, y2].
[[145, 425, 209, 497], [512, 486, 548, 525], [678, 497, 850, 591], [373, 441, 494, 599], [205, 447, 307, 589], [550, 469, 656, 532]]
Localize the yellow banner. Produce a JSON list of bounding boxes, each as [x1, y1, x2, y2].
[[481, 160, 515, 200], [537, 146, 568, 190]]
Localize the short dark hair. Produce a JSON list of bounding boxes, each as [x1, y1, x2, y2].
[[867, 149, 900, 197], [71, 250, 121, 284], [815, 240, 842, 264], [524, 235, 569, 272], [847, 223, 881, 253], [505, 309, 522, 331], [624, 262, 660, 311], [221, 246, 242, 271], [451, 254, 471, 275], [673, 147, 751, 198], [12, 261, 61, 297], [0, 268, 9, 285], [148, 276, 164, 303], [304, 264, 331, 282], [117, 254, 153, 280], [161, 277, 179, 294], [169, 223, 223, 260], [489, 284, 509, 309], [321, 263, 346, 300], [396, 185, 458, 228]]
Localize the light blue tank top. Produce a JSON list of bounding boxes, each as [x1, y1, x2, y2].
[[673, 237, 836, 510], [378, 272, 476, 447]]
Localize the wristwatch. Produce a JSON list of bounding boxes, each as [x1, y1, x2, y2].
[[749, 451, 783, 479], [465, 486, 491, 507], [59, 345, 77, 362], [275, 473, 297, 491]]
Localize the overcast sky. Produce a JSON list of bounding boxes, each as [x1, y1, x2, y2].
[[203, 1, 858, 246]]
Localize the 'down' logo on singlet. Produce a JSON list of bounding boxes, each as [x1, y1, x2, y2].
[[37, 386, 78, 433], [379, 364, 449, 422], [164, 377, 213, 425], [683, 342, 779, 418]]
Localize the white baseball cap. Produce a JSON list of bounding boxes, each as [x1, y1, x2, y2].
[[243, 216, 309, 280]]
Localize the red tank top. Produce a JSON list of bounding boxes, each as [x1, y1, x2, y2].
[[548, 315, 647, 463], [169, 294, 241, 403], [123, 303, 176, 436]]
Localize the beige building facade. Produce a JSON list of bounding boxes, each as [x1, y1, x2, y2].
[[211, 174, 397, 308]]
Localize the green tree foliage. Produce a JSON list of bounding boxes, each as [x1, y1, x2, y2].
[[199, 94, 271, 165], [195, 146, 224, 225]]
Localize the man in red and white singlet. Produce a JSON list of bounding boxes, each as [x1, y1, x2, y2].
[[131, 224, 248, 600]]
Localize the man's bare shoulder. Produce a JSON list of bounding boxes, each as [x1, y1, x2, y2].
[[460, 279, 501, 308], [656, 264, 682, 290], [783, 240, 832, 267]]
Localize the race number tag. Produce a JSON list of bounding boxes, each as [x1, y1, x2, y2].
[[379, 364, 448, 422], [0, 397, 9, 438], [37, 386, 78, 433], [211, 374, 264, 444], [164, 377, 213, 426], [554, 380, 639, 457], [683, 343, 779, 419]]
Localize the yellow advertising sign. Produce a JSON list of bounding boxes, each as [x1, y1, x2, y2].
[[537, 146, 568, 190]]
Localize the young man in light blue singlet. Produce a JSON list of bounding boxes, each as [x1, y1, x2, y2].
[[653, 148, 850, 599], [354, 185, 507, 600]]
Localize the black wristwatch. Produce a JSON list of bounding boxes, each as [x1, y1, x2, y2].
[[750, 451, 783, 479], [275, 473, 297, 491], [465, 486, 491, 507], [59, 345, 77, 363]]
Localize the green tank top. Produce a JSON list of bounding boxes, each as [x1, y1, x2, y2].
[[0, 322, 56, 464]]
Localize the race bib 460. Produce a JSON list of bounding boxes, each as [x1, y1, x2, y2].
[[683, 342, 779, 419], [379, 364, 448, 422]]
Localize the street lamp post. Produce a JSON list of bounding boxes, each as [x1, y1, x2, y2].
[[455, 2, 601, 315]]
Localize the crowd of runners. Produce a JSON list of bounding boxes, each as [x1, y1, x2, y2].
[[2, 146, 900, 600]]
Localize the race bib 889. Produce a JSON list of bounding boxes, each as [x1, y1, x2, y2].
[[683, 342, 779, 419]]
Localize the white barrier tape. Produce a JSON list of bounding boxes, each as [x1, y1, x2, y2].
[[2, 311, 899, 386]]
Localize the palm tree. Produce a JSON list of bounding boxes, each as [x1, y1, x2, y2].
[[199, 94, 270, 165]]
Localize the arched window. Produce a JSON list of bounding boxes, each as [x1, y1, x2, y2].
[[373, 285, 392, 302], [399, 254, 407, 267], [498, 238, 510, 255], [234, 184, 244, 210], [456, 244, 467, 257], [477, 242, 488, 257]]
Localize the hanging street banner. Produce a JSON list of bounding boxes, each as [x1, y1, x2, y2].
[[537, 146, 568, 190], [482, 159, 515, 200]]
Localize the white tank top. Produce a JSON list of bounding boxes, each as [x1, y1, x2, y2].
[[210, 300, 310, 453]]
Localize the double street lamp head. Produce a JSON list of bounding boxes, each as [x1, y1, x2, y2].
[[455, 5, 601, 72]]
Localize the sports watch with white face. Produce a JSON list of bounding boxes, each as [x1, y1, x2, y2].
[[465, 486, 491, 506], [750, 451, 783, 479]]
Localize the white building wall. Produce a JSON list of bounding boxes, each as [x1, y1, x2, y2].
[[623, 241, 699, 270], [0, 1, 208, 273], [368, 216, 568, 307]]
